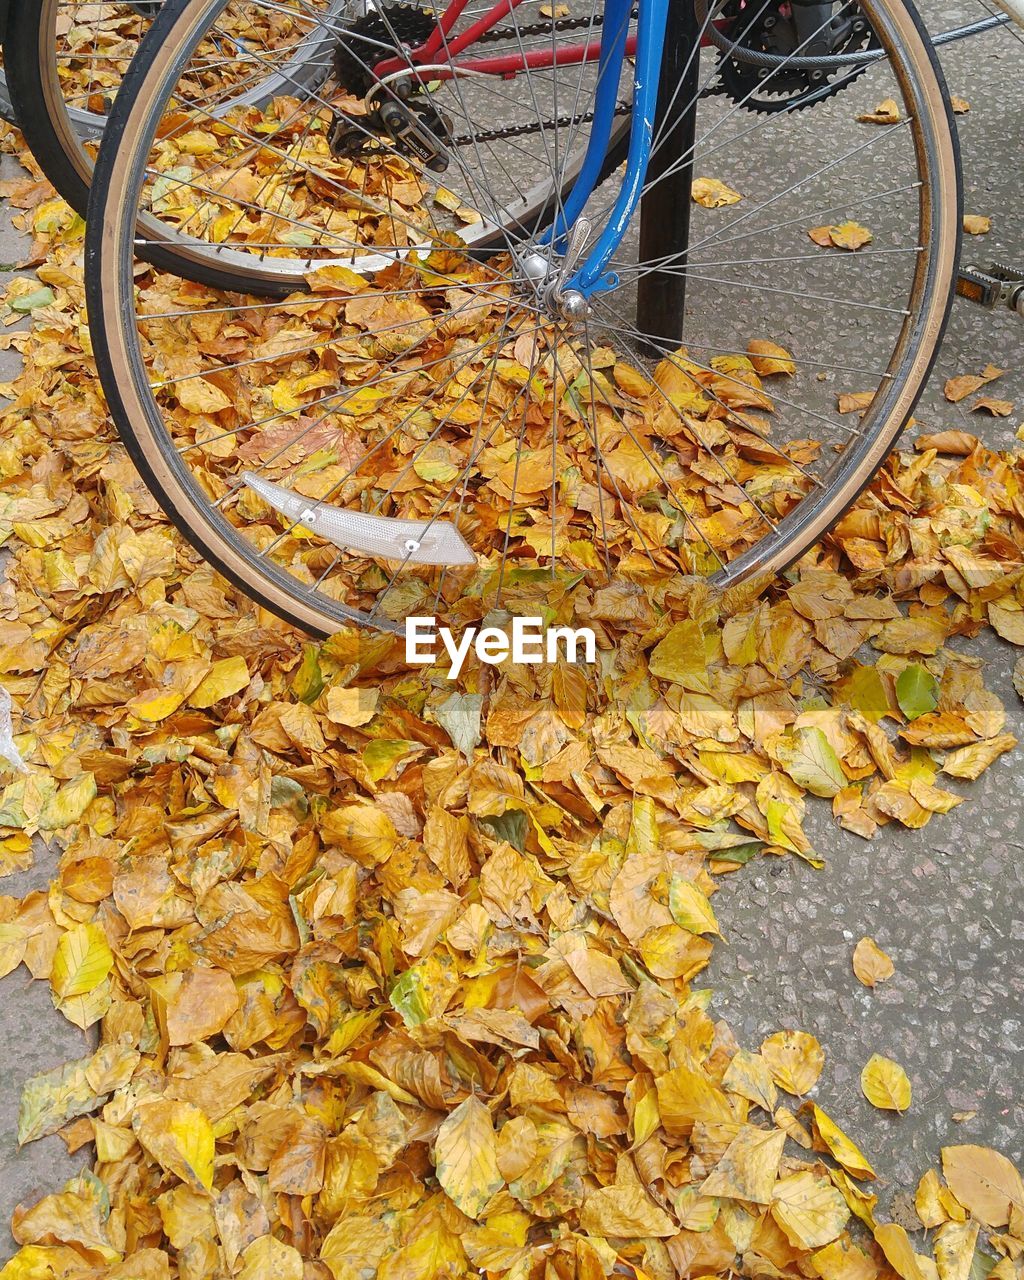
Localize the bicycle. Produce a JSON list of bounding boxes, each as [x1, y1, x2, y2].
[[82, 0, 964, 637]]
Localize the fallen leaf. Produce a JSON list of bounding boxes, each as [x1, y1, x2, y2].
[[761, 1031, 825, 1095], [811, 1104, 876, 1180], [133, 1099, 215, 1193], [852, 937, 895, 988], [941, 1145, 1024, 1226], [860, 1055, 912, 1112], [433, 1096, 503, 1220], [945, 366, 1003, 402], [858, 98, 900, 124], [772, 1171, 849, 1248], [896, 665, 939, 720], [580, 1184, 677, 1237], [810, 222, 873, 251], [971, 396, 1013, 417], [692, 177, 742, 208], [700, 1125, 787, 1203]]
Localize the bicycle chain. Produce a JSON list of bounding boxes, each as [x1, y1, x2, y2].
[[338, 1, 836, 152], [452, 99, 634, 147], [450, 7, 729, 146]]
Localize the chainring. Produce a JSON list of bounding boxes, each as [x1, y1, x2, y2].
[[714, 0, 881, 113]]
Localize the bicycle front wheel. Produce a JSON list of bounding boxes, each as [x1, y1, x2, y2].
[[86, 0, 961, 637]]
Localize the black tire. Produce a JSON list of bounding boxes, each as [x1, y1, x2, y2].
[[3, 0, 107, 218]]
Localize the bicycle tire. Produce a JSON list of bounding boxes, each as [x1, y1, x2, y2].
[[86, 0, 961, 638]]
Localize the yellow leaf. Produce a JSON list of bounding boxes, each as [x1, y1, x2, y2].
[[614, 362, 653, 398], [175, 129, 219, 156], [433, 1096, 503, 1220], [860, 1054, 911, 1112], [761, 1030, 825, 1095], [915, 1168, 948, 1228], [656, 1063, 736, 1136], [723, 1049, 778, 1113], [748, 340, 795, 376], [579, 1184, 677, 1237], [496, 1116, 539, 1182], [38, 773, 97, 831], [779, 727, 847, 797], [811, 1104, 876, 1180], [829, 221, 873, 250], [237, 1236, 304, 1280], [934, 1219, 980, 1280], [811, 1237, 880, 1280], [941, 734, 1017, 780], [873, 1224, 927, 1280], [133, 1099, 215, 1193], [857, 98, 900, 124], [631, 1089, 661, 1149], [127, 689, 186, 723], [325, 685, 379, 727], [321, 1217, 393, 1280], [831, 1166, 879, 1229], [176, 377, 232, 415], [158, 967, 241, 1046], [940, 1145, 1024, 1227], [692, 177, 742, 208], [0, 923, 27, 980], [669, 877, 721, 936], [699, 1126, 786, 1204], [648, 620, 709, 690], [810, 222, 872, 250], [189, 655, 250, 708], [320, 803, 398, 866], [963, 215, 991, 235], [772, 1171, 849, 1248], [852, 937, 895, 988], [376, 1212, 464, 1280], [638, 922, 713, 980], [51, 923, 112, 1000]]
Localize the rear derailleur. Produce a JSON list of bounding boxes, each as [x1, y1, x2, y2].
[[329, 83, 455, 174]]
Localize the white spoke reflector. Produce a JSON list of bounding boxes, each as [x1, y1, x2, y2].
[[242, 472, 477, 567]]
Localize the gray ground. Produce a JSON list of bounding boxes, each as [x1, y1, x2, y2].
[[0, 0, 1022, 1257], [708, 0, 1024, 1220]]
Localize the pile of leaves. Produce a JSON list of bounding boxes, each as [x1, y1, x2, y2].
[[0, 142, 1023, 1280]]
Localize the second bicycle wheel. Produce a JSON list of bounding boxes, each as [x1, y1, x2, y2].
[[5, 0, 343, 270], [86, 0, 960, 637]]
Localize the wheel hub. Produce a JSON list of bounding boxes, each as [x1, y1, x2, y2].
[[515, 221, 594, 322]]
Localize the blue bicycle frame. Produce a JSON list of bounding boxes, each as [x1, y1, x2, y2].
[[542, 0, 671, 297]]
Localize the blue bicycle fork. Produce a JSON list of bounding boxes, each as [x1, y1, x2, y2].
[[540, 0, 672, 298]]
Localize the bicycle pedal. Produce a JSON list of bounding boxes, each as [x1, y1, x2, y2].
[[241, 474, 476, 567], [957, 262, 1024, 317]]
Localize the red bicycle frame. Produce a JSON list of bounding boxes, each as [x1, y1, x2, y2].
[[372, 0, 719, 81]]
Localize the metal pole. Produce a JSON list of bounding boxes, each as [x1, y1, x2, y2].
[[636, 0, 701, 356]]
